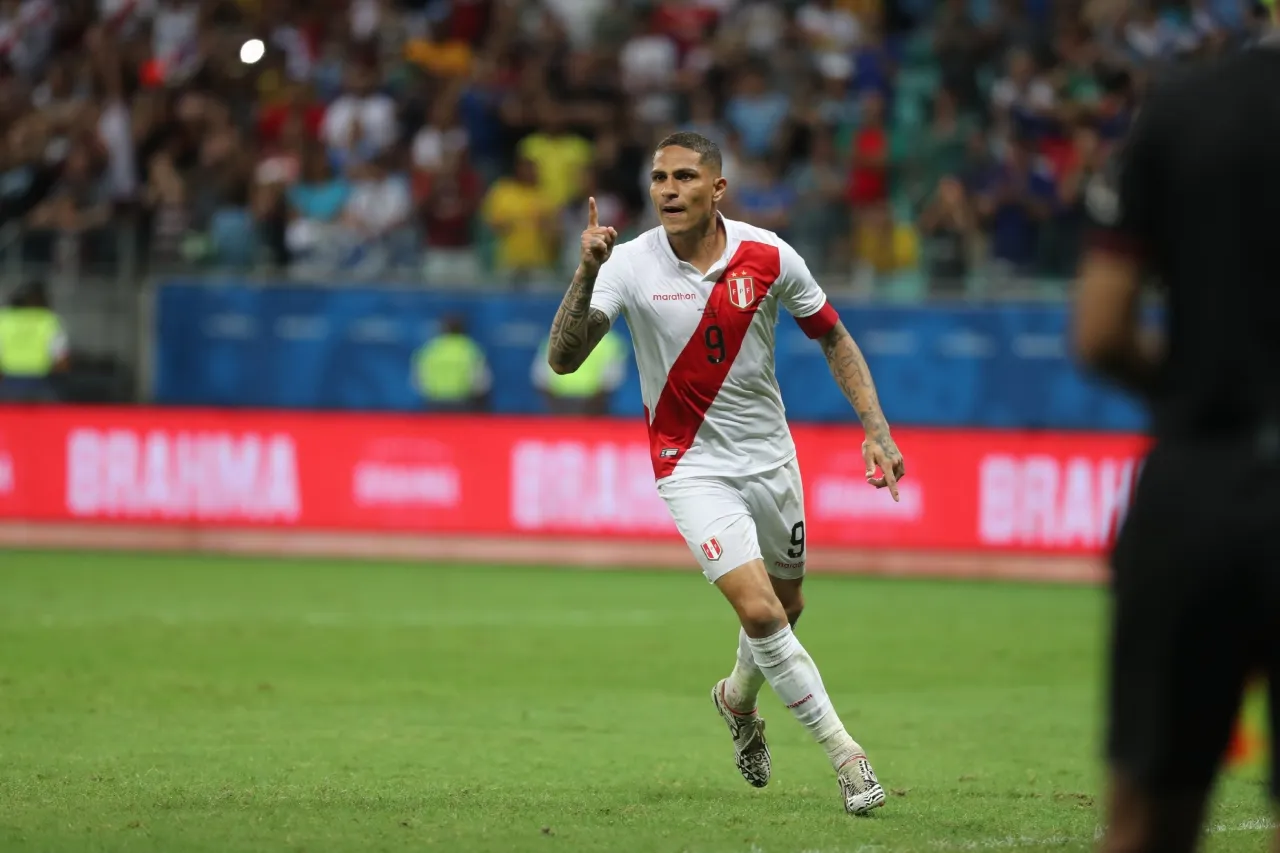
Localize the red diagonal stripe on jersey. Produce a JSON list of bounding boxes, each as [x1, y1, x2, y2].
[[647, 241, 779, 479]]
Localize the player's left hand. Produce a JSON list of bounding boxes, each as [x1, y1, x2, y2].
[[863, 435, 905, 502]]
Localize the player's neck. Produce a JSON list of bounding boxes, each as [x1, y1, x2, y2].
[[667, 214, 726, 275]]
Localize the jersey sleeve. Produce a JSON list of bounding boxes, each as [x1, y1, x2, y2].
[[1086, 97, 1163, 259], [774, 240, 840, 339], [588, 251, 628, 324]]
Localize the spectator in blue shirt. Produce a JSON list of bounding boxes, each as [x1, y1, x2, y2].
[[284, 145, 351, 268], [974, 135, 1055, 273], [724, 69, 790, 159], [734, 159, 797, 240]]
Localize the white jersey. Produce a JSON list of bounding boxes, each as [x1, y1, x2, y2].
[[590, 214, 840, 484]]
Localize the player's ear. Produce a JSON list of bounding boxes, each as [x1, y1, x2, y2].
[[712, 176, 728, 204]]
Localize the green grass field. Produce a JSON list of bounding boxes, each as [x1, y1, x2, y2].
[[0, 550, 1271, 852]]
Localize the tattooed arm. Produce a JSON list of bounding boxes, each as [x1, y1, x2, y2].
[[547, 268, 613, 375], [549, 197, 618, 375], [818, 321, 906, 500], [819, 321, 891, 439]]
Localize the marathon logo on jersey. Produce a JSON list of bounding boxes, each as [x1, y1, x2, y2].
[[659, 448, 679, 458], [727, 275, 756, 310], [701, 537, 723, 561]]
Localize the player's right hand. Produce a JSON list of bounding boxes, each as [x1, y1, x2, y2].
[[580, 197, 617, 276], [863, 434, 905, 503]]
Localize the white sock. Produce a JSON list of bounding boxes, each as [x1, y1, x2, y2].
[[748, 625, 862, 770], [722, 629, 767, 714]]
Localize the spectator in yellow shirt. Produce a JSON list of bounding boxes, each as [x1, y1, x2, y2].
[[854, 202, 919, 276], [481, 155, 558, 279], [516, 102, 593, 210], [404, 19, 473, 79]]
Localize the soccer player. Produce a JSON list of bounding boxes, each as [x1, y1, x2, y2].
[[545, 131, 905, 815], [1074, 18, 1280, 853]]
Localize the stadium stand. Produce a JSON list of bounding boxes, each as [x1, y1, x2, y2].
[[0, 0, 1259, 289], [0, 0, 1257, 410]]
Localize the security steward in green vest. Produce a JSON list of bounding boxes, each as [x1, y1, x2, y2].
[[411, 315, 491, 412], [0, 280, 68, 402], [532, 329, 625, 416]]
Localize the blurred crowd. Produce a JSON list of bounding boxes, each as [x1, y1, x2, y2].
[[0, 0, 1265, 294]]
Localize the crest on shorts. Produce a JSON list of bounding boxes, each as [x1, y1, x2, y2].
[[727, 276, 756, 310], [701, 537, 723, 561]]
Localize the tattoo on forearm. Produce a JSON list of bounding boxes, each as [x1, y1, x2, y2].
[[548, 270, 609, 372], [820, 322, 890, 440]]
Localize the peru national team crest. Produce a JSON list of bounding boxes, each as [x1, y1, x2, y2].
[[701, 537, 723, 562], [727, 275, 756, 310]]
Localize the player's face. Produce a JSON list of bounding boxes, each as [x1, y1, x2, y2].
[[650, 146, 727, 236]]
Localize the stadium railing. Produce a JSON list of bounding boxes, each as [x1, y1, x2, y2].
[[0, 221, 1145, 431]]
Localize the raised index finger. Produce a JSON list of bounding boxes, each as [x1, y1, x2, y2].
[[588, 196, 598, 229]]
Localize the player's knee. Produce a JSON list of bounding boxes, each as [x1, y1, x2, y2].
[[737, 594, 788, 638]]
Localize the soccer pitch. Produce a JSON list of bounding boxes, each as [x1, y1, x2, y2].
[[0, 550, 1270, 852]]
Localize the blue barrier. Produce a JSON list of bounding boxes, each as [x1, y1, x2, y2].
[[152, 279, 1147, 431]]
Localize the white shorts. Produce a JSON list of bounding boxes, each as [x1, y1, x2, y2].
[[656, 458, 808, 584]]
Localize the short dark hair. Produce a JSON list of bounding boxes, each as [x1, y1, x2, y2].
[[655, 131, 722, 172]]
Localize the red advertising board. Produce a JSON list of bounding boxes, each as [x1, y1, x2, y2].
[[0, 406, 1150, 554]]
